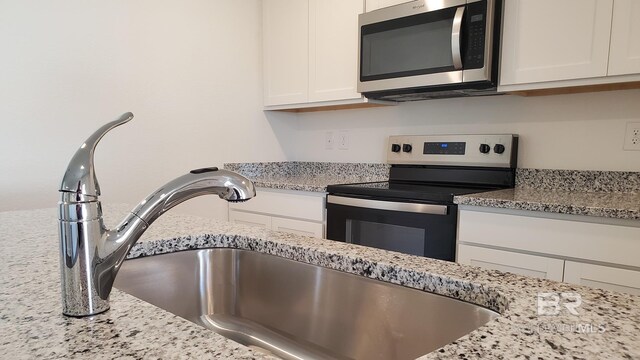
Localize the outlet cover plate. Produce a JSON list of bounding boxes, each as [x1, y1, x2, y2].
[[325, 131, 334, 150], [624, 122, 640, 151], [338, 131, 349, 150]]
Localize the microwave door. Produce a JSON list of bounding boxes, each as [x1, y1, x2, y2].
[[358, 2, 466, 93]]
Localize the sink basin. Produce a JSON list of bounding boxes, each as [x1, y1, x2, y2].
[[114, 249, 498, 360]]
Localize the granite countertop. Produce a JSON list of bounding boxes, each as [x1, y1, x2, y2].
[[454, 187, 640, 220], [455, 168, 640, 220], [2, 205, 639, 359], [224, 164, 640, 220], [223, 162, 389, 192]]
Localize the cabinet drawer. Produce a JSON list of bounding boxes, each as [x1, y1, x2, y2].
[[564, 261, 640, 296], [229, 188, 325, 222], [457, 245, 565, 281], [272, 217, 324, 238], [458, 210, 640, 268], [229, 210, 271, 229]]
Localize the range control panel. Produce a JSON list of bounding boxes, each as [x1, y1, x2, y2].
[[387, 134, 518, 168]]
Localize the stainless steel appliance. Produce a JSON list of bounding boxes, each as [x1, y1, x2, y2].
[[326, 134, 518, 261], [358, 0, 502, 101]]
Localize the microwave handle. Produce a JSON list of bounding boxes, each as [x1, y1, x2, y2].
[[451, 6, 465, 70]]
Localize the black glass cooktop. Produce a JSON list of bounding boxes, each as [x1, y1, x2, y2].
[[326, 181, 498, 204]]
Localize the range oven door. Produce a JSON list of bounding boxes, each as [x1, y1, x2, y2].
[[326, 195, 457, 261], [358, 0, 496, 95]]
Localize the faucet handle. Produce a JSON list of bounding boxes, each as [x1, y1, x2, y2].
[[59, 112, 134, 197]]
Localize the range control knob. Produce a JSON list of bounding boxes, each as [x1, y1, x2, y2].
[[494, 144, 505, 154], [479, 144, 491, 154], [402, 144, 412, 153], [391, 144, 401, 153]]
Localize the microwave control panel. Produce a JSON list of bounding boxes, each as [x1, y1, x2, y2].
[[463, 1, 488, 69], [388, 134, 518, 168]]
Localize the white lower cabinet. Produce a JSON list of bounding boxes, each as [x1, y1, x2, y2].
[[229, 188, 325, 238], [271, 217, 323, 238], [228, 211, 271, 229], [564, 261, 640, 296], [457, 245, 564, 281], [457, 207, 640, 295]]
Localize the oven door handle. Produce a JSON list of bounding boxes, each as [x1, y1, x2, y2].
[[327, 195, 448, 215], [451, 6, 465, 70]]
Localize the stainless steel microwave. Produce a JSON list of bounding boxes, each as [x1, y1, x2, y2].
[[358, 0, 501, 101]]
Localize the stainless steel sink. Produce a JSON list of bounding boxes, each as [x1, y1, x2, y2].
[[114, 249, 498, 360]]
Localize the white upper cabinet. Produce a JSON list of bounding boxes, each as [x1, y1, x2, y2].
[[365, 0, 414, 12], [500, 0, 614, 87], [309, 0, 362, 102], [263, 0, 376, 110], [608, 0, 640, 75], [263, 0, 309, 105]]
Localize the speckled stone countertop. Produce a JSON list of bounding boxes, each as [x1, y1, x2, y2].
[[2, 205, 639, 359], [224, 162, 389, 192], [455, 169, 640, 220]]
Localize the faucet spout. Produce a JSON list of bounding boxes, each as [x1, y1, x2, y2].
[[58, 114, 256, 317]]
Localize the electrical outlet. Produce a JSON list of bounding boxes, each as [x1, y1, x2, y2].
[[338, 131, 349, 150], [624, 122, 640, 151], [325, 131, 334, 150]]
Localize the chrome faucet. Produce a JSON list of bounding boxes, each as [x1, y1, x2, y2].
[[58, 112, 256, 317]]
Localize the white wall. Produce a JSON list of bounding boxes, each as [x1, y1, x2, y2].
[[0, 0, 297, 219], [2, 1, 639, 219], [290, 90, 640, 172]]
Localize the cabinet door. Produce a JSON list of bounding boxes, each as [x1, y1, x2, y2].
[[458, 209, 640, 269], [229, 210, 272, 229], [309, 0, 363, 102], [263, 0, 309, 106], [457, 245, 565, 281], [564, 261, 640, 296], [272, 217, 324, 238], [500, 0, 614, 86], [365, 0, 414, 12], [608, 0, 640, 75]]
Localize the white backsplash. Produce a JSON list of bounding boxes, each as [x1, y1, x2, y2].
[[284, 89, 640, 172]]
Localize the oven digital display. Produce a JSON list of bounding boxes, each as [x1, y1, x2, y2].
[[423, 142, 466, 155]]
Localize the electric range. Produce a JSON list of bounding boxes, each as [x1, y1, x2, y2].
[[326, 134, 518, 261]]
